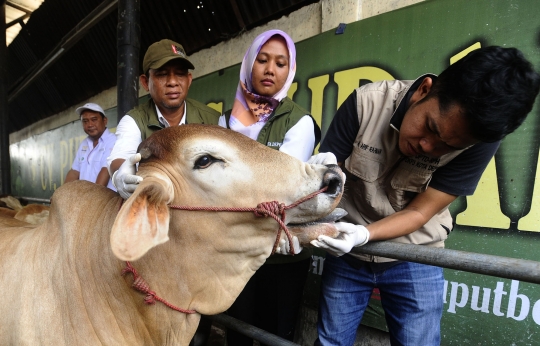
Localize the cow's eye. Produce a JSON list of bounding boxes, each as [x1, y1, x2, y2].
[[194, 155, 216, 169]]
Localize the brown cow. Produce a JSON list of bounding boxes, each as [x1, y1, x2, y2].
[[0, 207, 37, 228], [0, 195, 50, 225], [0, 124, 344, 345]]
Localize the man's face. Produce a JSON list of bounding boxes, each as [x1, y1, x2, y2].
[[81, 110, 107, 141], [399, 78, 478, 158], [140, 60, 193, 112]]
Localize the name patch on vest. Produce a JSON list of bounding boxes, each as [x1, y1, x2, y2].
[[267, 142, 282, 147], [358, 142, 382, 155], [403, 155, 440, 172]]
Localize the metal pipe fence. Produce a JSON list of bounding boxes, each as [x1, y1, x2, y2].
[[17, 196, 52, 204], [353, 241, 540, 285], [209, 314, 300, 346]]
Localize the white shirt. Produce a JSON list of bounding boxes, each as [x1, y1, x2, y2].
[[72, 128, 116, 191], [107, 102, 187, 168], [218, 114, 315, 161]]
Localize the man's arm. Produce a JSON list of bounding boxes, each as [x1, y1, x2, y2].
[[367, 186, 457, 241], [337, 160, 456, 240], [106, 115, 144, 199], [319, 91, 360, 162], [311, 186, 457, 256], [109, 159, 125, 176], [95, 167, 111, 186], [64, 169, 80, 184], [107, 115, 142, 176]]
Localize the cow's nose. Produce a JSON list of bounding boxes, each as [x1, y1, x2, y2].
[[322, 164, 342, 198]]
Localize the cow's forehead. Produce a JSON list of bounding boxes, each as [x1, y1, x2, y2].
[[143, 125, 270, 160], [181, 126, 262, 149], [180, 137, 240, 158]]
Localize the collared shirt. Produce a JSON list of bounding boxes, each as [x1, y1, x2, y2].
[[107, 101, 187, 167], [72, 128, 116, 191]]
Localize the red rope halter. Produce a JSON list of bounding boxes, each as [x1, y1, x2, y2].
[[121, 185, 328, 314], [122, 261, 196, 314], [169, 185, 328, 256]]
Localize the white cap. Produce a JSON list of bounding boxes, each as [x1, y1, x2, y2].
[[76, 103, 105, 117]]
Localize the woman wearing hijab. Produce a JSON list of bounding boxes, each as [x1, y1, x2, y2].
[[219, 29, 321, 345]]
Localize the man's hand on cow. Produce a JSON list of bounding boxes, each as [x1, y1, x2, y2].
[[310, 222, 369, 257], [307, 152, 337, 165], [275, 236, 303, 255], [112, 154, 143, 199]]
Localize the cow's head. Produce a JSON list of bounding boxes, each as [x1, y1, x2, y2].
[[110, 124, 344, 314]]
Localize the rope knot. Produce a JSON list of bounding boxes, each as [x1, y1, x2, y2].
[[254, 201, 285, 218], [121, 261, 197, 314], [169, 186, 328, 256], [144, 293, 157, 305], [132, 276, 151, 293], [121, 264, 135, 277]]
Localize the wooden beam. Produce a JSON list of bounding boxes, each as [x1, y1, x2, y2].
[[228, 0, 246, 29], [5, 0, 32, 14], [6, 13, 30, 29]]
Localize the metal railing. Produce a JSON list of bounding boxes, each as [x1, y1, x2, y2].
[[209, 314, 300, 346], [353, 241, 540, 285], [17, 196, 51, 205], [208, 241, 540, 345]]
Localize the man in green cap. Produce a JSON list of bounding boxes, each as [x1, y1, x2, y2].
[[108, 39, 220, 199]]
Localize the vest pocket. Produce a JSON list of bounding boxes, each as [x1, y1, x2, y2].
[[390, 163, 432, 193], [345, 148, 385, 183], [388, 163, 433, 210]]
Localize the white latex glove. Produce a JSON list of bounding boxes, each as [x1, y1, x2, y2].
[[112, 154, 143, 199], [275, 236, 303, 255], [310, 222, 369, 257], [307, 152, 337, 165]]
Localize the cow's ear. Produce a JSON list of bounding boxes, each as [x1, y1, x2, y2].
[[110, 175, 173, 261]]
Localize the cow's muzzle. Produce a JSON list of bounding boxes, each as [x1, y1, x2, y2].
[[322, 164, 343, 198]]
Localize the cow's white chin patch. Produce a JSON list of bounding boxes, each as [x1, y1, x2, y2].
[[287, 208, 347, 245]]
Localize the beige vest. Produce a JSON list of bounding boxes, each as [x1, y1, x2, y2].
[[341, 77, 465, 263]]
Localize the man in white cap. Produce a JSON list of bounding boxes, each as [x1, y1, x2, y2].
[[65, 103, 117, 191]]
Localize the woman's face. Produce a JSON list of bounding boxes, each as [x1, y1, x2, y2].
[[251, 36, 290, 97]]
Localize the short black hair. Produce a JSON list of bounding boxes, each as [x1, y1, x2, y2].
[[428, 46, 540, 142]]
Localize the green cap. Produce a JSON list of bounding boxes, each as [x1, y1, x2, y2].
[[142, 39, 195, 73]]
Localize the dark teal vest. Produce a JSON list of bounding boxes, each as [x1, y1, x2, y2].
[[225, 97, 321, 263], [128, 98, 220, 140]]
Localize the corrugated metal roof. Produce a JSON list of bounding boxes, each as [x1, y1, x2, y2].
[[5, 0, 319, 134], [5, 0, 44, 45]]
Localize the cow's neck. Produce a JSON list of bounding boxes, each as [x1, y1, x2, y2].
[[109, 244, 203, 344], [56, 194, 199, 345], [141, 213, 276, 315]]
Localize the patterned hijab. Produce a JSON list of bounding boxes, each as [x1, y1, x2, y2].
[[231, 29, 297, 123]]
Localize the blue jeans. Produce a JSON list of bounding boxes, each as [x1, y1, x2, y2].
[[315, 255, 444, 346]]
